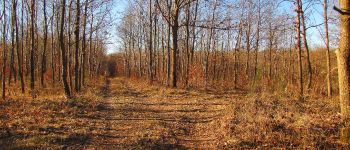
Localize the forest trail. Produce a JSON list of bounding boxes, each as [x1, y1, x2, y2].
[[1, 77, 347, 149], [85, 77, 234, 149]]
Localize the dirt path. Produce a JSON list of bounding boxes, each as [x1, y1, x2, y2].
[[86, 77, 233, 149], [2, 77, 346, 149]]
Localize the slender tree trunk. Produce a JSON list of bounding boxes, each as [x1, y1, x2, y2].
[[138, 23, 142, 77], [245, 6, 252, 78], [234, 27, 242, 89], [41, 0, 48, 87], [253, 0, 261, 85], [185, 4, 190, 86], [171, 4, 179, 88], [81, 0, 88, 86], [149, 0, 154, 83], [68, 0, 73, 89], [88, 8, 93, 78], [161, 23, 165, 82], [60, 0, 71, 98], [75, 0, 81, 92], [9, 30, 15, 85], [51, 3, 55, 85], [191, 0, 199, 63], [268, 22, 274, 81], [296, 0, 303, 98], [2, 0, 7, 99], [299, 0, 312, 90], [204, 29, 210, 88], [15, 0, 24, 93], [324, 0, 332, 97], [30, 0, 35, 90], [21, 0, 25, 91], [9, 0, 16, 86], [167, 22, 171, 86]]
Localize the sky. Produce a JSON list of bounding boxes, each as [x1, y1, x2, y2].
[[106, 0, 338, 54], [106, 0, 128, 54]]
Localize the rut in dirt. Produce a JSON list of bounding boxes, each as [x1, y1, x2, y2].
[[90, 77, 233, 149]]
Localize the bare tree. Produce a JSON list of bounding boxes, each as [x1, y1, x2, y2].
[[41, 0, 48, 87], [298, 0, 312, 90], [324, 0, 332, 96], [149, 0, 154, 83], [60, 0, 72, 98], [296, 0, 303, 98], [75, 0, 81, 92], [14, 0, 25, 93], [29, 0, 35, 90], [2, 0, 7, 99]]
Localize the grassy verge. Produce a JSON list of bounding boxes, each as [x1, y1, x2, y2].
[[0, 78, 106, 149]]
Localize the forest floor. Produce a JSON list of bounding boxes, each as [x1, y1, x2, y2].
[[0, 77, 349, 149]]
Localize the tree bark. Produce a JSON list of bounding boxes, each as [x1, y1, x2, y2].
[[337, 0, 350, 143], [51, 3, 56, 85], [81, 0, 88, 86], [60, 0, 72, 98], [296, 0, 303, 98], [41, 0, 48, 87], [2, 0, 7, 99], [75, 0, 81, 92], [324, 0, 332, 97], [30, 0, 35, 90], [253, 0, 261, 85], [9, 0, 17, 86], [68, 0, 73, 89], [171, 0, 180, 88], [149, 0, 154, 83], [15, 0, 25, 93], [299, 0, 312, 90]]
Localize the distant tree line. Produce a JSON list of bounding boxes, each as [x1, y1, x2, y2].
[[117, 0, 338, 98], [0, 0, 113, 98]]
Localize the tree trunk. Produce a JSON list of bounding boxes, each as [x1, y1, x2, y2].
[[15, 0, 25, 93], [299, 0, 312, 90], [171, 4, 179, 88], [75, 0, 81, 92], [88, 7, 93, 78], [60, 0, 72, 98], [245, 6, 252, 78], [324, 0, 332, 97], [185, 4, 190, 86], [2, 0, 7, 99], [296, 0, 303, 98], [41, 0, 48, 87], [29, 0, 35, 90], [268, 21, 275, 81], [81, 0, 88, 86], [253, 0, 261, 85], [9, 0, 16, 86], [68, 0, 73, 89], [149, 0, 154, 83], [191, 0, 199, 63], [167, 22, 171, 86], [337, 0, 350, 143], [51, 3, 56, 85]]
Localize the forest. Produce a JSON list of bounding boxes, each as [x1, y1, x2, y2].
[[1, 0, 350, 149]]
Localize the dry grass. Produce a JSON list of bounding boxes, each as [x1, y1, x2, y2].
[[223, 93, 348, 149], [0, 78, 106, 149], [0, 77, 349, 149]]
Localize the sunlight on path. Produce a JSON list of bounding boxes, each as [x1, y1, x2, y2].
[[89, 78, 233, 149]]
